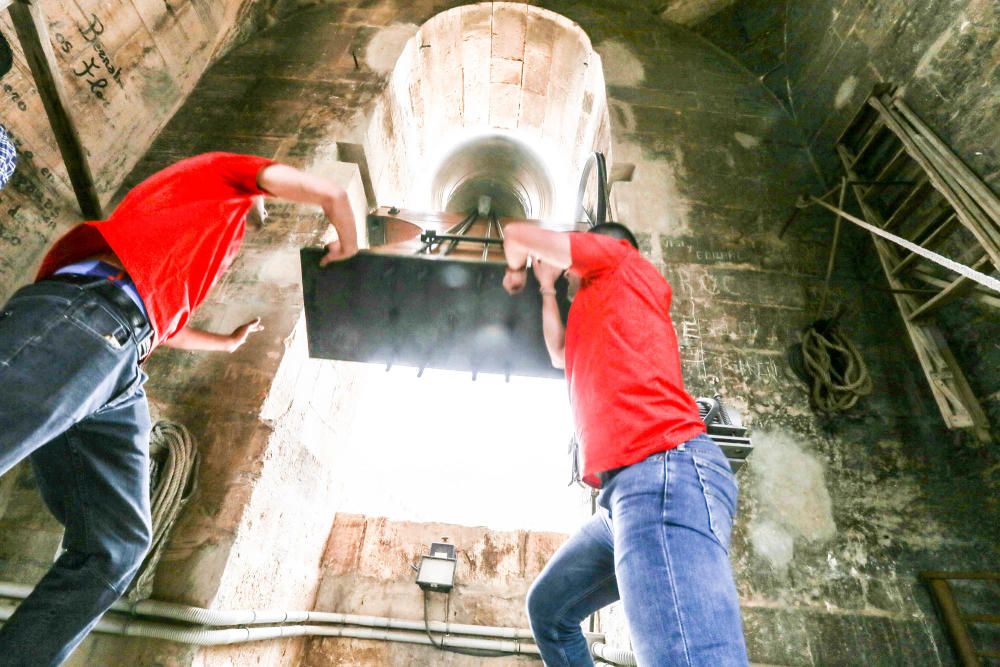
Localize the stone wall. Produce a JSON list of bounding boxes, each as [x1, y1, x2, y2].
[[0, 1, 997, 666], [0, 0, 263, 292], [693, 0, 1000, 443], [689, 0, 789, 107], [302, 514, 563, 666]]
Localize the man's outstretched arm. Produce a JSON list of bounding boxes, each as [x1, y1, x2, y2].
[[502, 224, 573, 267], [257, 163, 359, 265], [161, 318, 263, 353]]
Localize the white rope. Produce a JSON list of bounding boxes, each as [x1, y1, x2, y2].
[[128, 421, 200, 602], [810, 197, 1000, 294]]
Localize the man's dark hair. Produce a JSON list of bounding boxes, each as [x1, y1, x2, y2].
[[588, 222, 638, 249]]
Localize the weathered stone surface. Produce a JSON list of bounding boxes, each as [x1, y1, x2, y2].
[[305, 514, 563, 667], [0, 0, 262, 296], [694, 0, 1000, 445], [0, 2, 997, 667]]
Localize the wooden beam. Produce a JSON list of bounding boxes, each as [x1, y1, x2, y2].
[[871, 96, 1000, 266], [890, 210, 956, 276], [837, 143, 991, 441], [881, 177, 931, 230], [8, 0, 102, 219], [924, 578, 982, 667], [906, 255, 990, 321]]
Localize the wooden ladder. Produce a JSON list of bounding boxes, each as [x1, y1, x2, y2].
[[833, 85, 998, 442]]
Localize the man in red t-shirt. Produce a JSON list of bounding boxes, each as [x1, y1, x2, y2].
[[503, 222, 749, 666], [0, 152, 358, 665]]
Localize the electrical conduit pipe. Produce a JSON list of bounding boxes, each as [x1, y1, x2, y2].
[[0, 582, 536, 639], [591, 641, 638, 666], [0, 582, 639, 661], [0, 602, 539, 653]]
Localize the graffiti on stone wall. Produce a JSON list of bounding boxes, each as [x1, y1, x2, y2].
[[665, 260, 806, 394], [0, 130, 69, 292], [675, 299, 786, 389], [4, 140, 63, 229], [2, 83, 27, 112], [53, 13, 124, 103]]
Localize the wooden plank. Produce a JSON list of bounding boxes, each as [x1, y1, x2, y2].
[[836, 96, 880, 149], [894, 98, 1000, 224], [871, 95, 1000, 267], [837, 143, 990, 441], [890, 211, 957, 276], [882, 177, 931, 229], [909, 269, 1000, 310], [921, 572, 1000, 581], [962, 614, 1000, 625], [907, 255, 990, 321], [850, 121, 888, 169], [864, 145, 909, 197], [8, 0, 102, 219], [925, 579, 982, 667]]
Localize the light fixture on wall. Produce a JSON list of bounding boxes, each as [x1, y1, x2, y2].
[[415, 541, 456, 593]]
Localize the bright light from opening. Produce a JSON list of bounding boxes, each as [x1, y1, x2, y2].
[[409, 128, 573, 223], [328, 365, 590, 533]]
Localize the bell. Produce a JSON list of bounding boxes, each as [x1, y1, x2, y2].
[[299, 145, 616, 379]]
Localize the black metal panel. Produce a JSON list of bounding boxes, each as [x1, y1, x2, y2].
[[300, 248, 567, 379]]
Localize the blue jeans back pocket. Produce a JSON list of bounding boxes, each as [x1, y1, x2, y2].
[[692, 454, 738, 552], [66, 299, 130, 352]]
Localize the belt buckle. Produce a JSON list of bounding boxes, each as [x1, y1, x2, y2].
[[136, 331, 153, 362]]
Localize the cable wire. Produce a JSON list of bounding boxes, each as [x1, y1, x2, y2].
[[422, 591, 517, 658]]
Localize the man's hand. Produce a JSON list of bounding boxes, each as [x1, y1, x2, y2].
[[503, 266, 527, 294], [226, 318, 264, 352], [319, 238, 357, 266], [162, 318, 264, 352], [532, 257, 563, 291]]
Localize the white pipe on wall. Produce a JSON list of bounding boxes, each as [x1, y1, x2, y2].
[[0, 584, 642, 662], [0, 602, 541, 654], [0, 582, 536, 640], [591, 642, 638, 666]]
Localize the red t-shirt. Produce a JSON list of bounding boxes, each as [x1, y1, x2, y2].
[[566, 233, 706, 487], [37, 152, 274, 344]]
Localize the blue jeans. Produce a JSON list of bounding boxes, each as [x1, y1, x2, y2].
[[527, 434, 749, 666], [0, 280, 152, 666]]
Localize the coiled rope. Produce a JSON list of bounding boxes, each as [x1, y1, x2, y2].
[[127, 421, 200, 602], [790, 309, 872, 413]]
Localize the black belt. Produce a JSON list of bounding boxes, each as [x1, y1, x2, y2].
[[44, 273, 153, 361], [597, 466, 624, 487]]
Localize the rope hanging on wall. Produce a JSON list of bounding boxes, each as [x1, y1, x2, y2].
[[783, 178, 873, 414], [788, 308, 872, 414], [127, 421, 200, 602]]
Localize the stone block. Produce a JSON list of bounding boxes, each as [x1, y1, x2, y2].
[[489, 82, 521, 130], [323, 513, 368, 575], [515, 90, 546, 130], [490, 56, 524, 86], [490, 3, 527, 61], [521, 42, 553, 95]]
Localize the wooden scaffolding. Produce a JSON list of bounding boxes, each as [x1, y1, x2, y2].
[[805, 86, 998, 442]]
